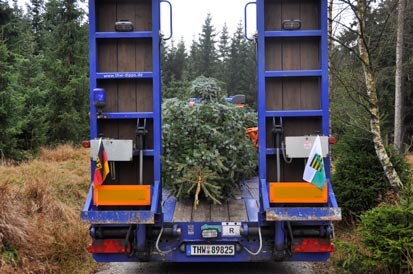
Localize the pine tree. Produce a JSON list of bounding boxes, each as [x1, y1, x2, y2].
[[226, 22, 257, 106], [218, 23, 230, 63], [43, 0, 89, 142], [195, 13, 218, 78], [187, 38, 199, 80], [217, 23, 230, 84], [0, 40, 24, 158], [26, 0, 44, 50]]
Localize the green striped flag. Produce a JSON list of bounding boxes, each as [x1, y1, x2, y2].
[[303, 136, 326, 189]]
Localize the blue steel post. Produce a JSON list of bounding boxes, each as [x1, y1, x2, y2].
[[89, 0, 97, 200], [152, 0, 162, 217], [257, 0, 266, 213], [257, 0, 284, 252], [320, 0, 331, 179]]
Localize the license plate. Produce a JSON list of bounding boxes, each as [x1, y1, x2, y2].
[[186, 244, 235, 256]]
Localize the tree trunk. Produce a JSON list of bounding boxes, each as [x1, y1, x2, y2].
[[394, 0, 406, 152], [356, 0, 403, 190]]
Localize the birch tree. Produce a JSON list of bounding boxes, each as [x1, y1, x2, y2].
[[394, 0, 406, 152], [355, 0, 403, 190], [331, 0, 403, 190]]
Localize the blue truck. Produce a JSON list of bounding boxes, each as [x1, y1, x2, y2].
[[81, 0, 341, 263]]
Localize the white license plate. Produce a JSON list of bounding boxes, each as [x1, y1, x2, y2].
[[186, 244, 235, 256]]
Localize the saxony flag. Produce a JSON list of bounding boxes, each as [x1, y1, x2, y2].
[[93, 139, 110, 186], [303, 135, 326, 189]]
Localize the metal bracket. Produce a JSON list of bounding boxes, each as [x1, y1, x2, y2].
[[136, 119, 148, 185]]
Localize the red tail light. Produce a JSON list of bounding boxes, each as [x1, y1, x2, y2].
[[82, 140, 91, 148], [87, 239, 130, 254], [328, 136, 336, 145], [293, 238, 334, 253]]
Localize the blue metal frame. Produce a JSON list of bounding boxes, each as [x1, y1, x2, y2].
[[83, 0, 341, 263], [82, 0, 162, 224], [95, 32, 152, 39], [256, 0, 341, 227], [96, 72, 153, 79], [264, 30, 323, 37]]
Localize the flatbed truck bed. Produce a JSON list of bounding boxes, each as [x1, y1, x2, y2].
[[82, 0, 342, 264]]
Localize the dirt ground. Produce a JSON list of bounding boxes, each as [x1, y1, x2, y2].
[[95, 261, 329, 274]]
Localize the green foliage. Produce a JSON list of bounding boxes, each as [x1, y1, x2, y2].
[[189, 76, 226, 102], [0, 0, 88, 160], [191, 13, 219, 78], [162, 97, 257, 204], [333, 128, 410, 220], [334, 240, 373, 274], [335, 199, 413, 273], [359, 205, 413, 273], [1, 243, 19, 265]]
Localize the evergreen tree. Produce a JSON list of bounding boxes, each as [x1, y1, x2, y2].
[[218, 23, 230, 63], [194, 13, 218, 78], [43, 0, 88, 142], [26, 0, 44, 50], [187, 38, 199, 80], [0, 40, 24, 158], [226, 22, 256, 106], [217, 23, 230, 84]]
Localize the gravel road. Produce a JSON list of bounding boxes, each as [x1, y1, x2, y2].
[[95, 261, 324, 274]]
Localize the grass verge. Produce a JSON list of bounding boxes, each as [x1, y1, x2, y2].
[[0, 145, 95, 273]]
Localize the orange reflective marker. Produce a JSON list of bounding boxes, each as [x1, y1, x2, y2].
[[93, 185, 151, 206], [269, 182, 328, 204]]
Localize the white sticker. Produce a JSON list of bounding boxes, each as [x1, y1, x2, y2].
[[222, 222, 241, 237]]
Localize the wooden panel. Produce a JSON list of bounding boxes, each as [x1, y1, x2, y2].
[[172, 200, 193, 222], [265, 0, 320, 31], [97, 0, 116, 32], [228, 200, 247, 222], [118, 40, 136, 71], [282, 38, 301, 70], [300, 77, 320, 109], [97, 79, 153, 113], [265, 118, 321, 147], [266, 79, 283, 110], [266, 78, 320, 111], [265, 38, 320, 71], [211, 202, 230, 222], [283, 117, 321, 136], [136, 40, 153, 71], [135, 79, 153, 112], [97, 40, 117, 72], [300, 38, 320, 70], [282, 0, 300, 22], [96, 0, 152, 32], [267, 157, 309, 182], [97, 39, 152, 72], [300, 0, 320, 29], [265, 0, 282, 30], [192, 202, 211, 222], [135, 0, 152, 31], [282, 78, 301, 110], [97, 80, 118, 112], [265, 39, 282, 71]]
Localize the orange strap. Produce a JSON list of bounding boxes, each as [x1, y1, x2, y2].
[[246, 127, 259, 148]]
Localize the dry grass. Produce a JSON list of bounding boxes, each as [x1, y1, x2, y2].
[[0, 145, 96, 274]]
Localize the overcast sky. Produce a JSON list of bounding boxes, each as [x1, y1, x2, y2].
[[14, 0, 349, 46], [160, 0, 257, 45]]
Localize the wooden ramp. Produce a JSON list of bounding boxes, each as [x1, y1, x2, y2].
[[163, 179, 260, 223]]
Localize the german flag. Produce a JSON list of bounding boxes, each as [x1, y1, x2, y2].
[[94, 139, 110, 186]]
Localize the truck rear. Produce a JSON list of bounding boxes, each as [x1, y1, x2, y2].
[[82, 0, 341, 262]]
